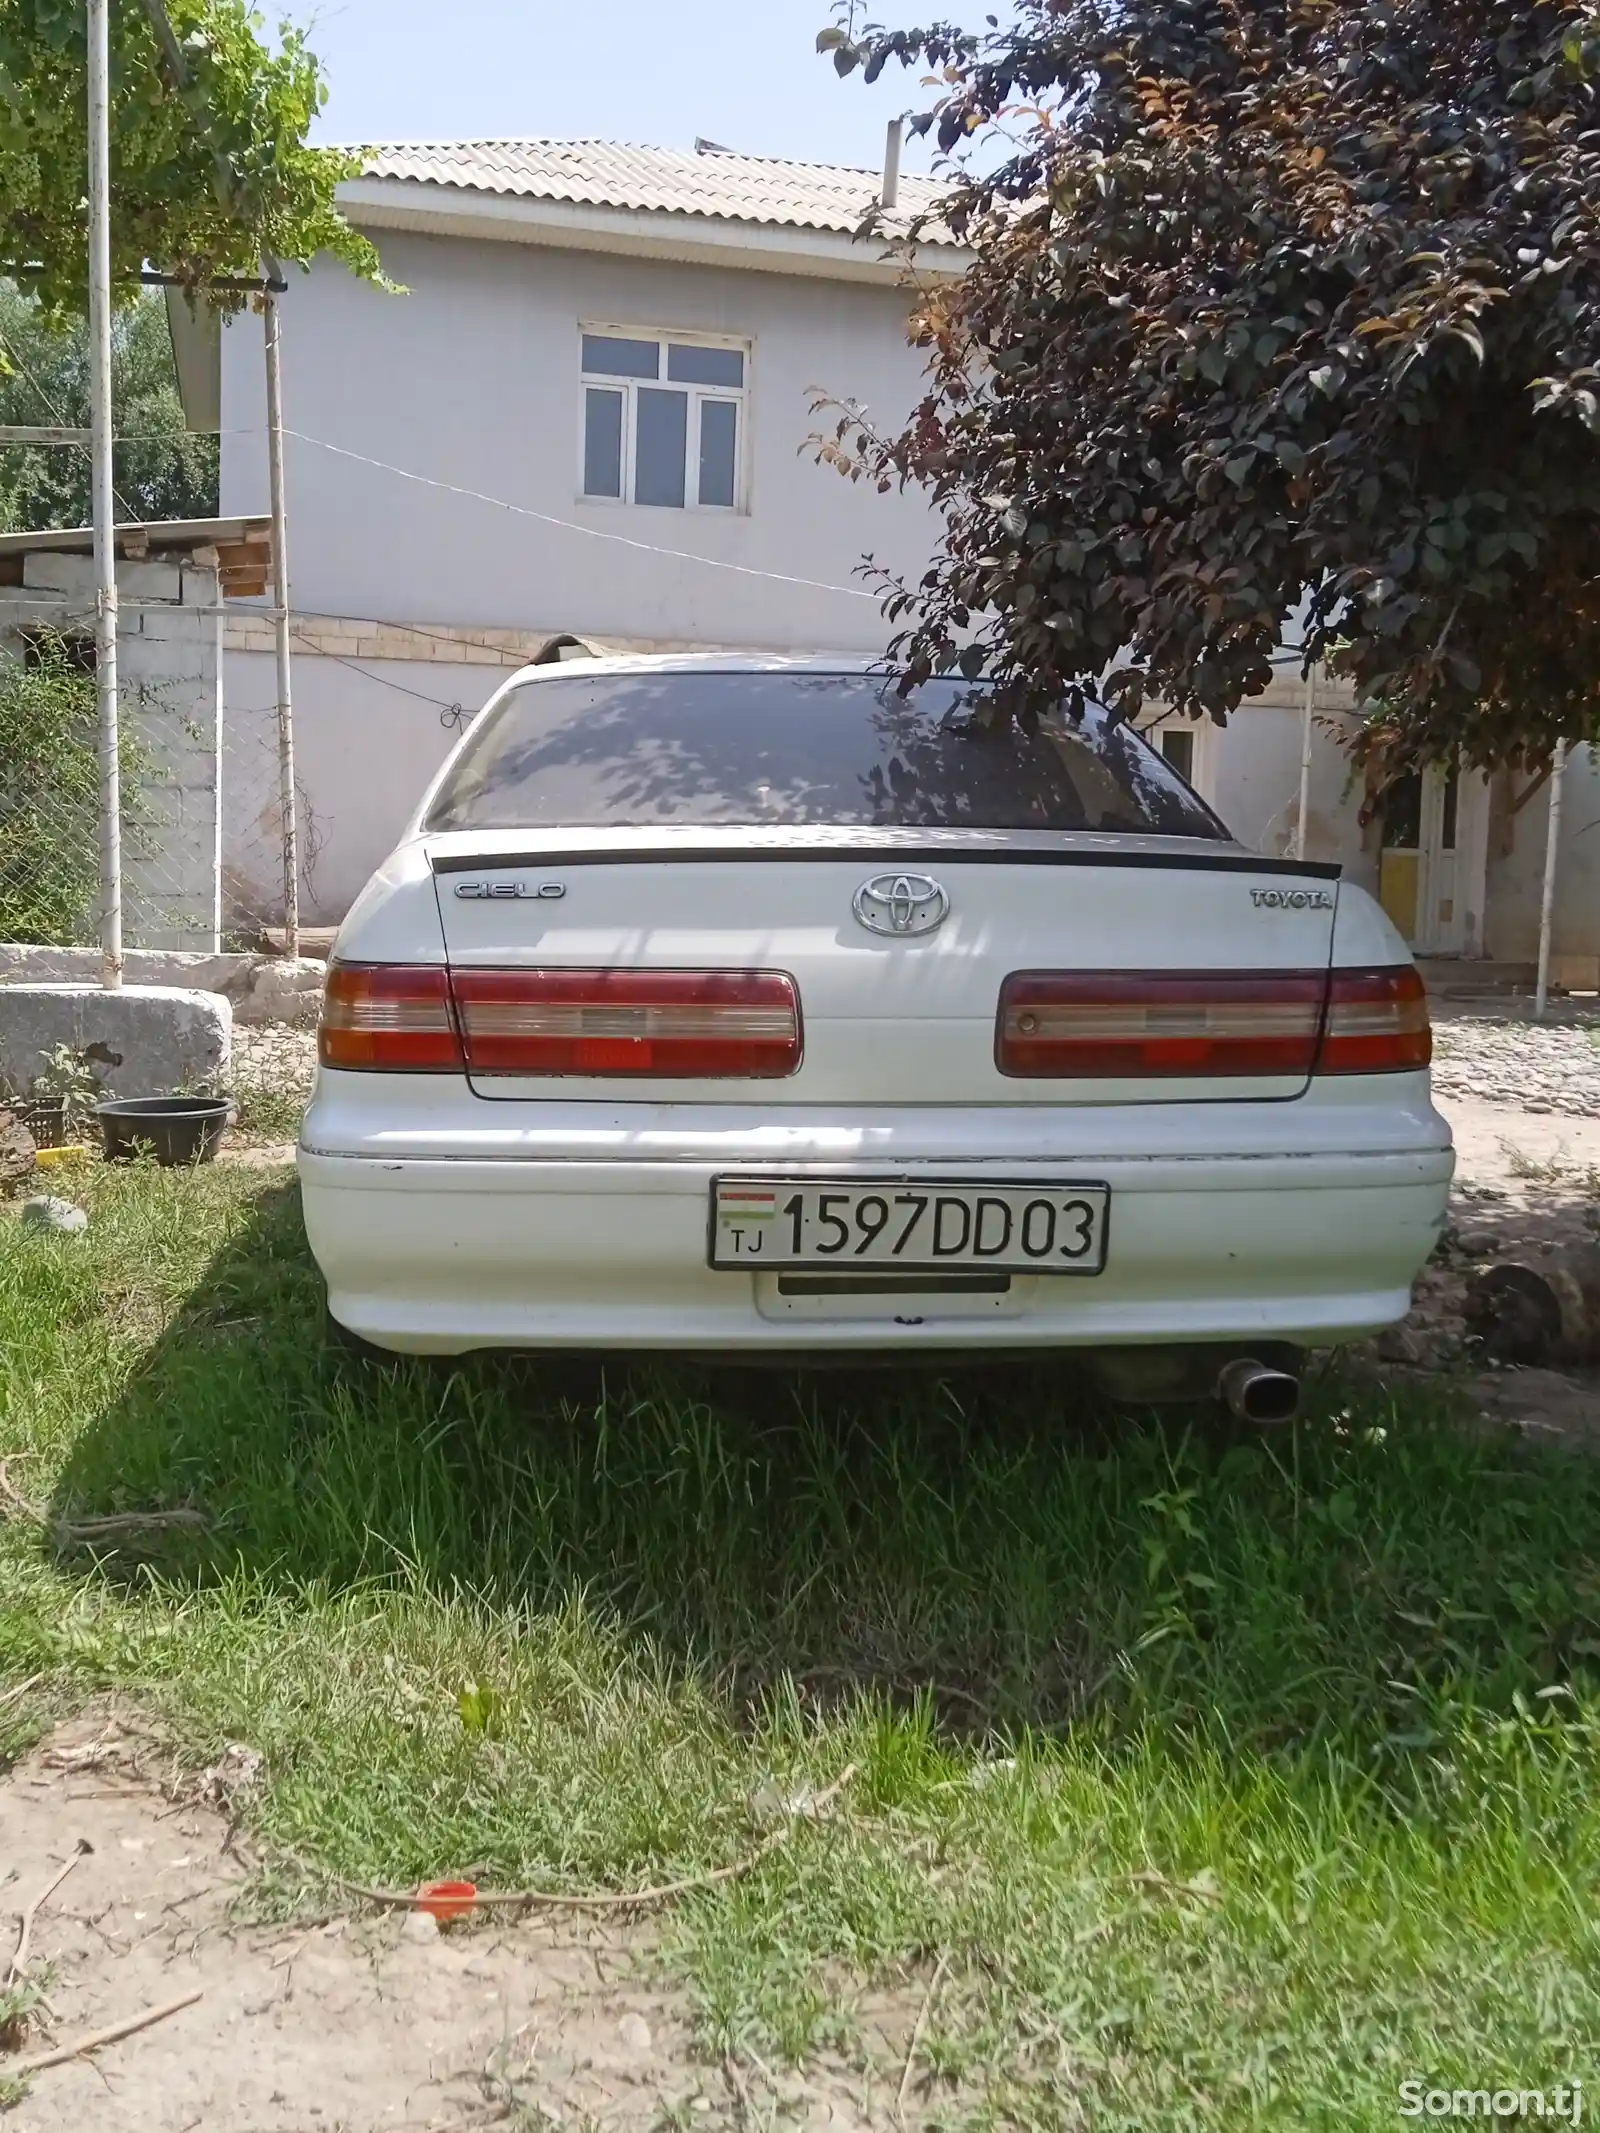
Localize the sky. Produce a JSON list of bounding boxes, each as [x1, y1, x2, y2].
[[297, 0, 976, 175]]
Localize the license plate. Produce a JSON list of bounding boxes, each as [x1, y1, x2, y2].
[[709, 1178, 1110, 1275]]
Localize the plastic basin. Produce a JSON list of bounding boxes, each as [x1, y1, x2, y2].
[[95, 1096, 231, 1167]]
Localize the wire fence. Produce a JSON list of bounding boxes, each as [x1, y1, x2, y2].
[[0, 621, 299, 956]]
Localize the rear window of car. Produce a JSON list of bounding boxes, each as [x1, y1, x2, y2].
[[423, 670, 1227, 839]]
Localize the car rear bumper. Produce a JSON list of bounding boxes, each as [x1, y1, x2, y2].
[[298, 1079, 1454, 1355]]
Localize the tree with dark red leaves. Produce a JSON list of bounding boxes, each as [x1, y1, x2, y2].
[[820, 1, 1600, 768]]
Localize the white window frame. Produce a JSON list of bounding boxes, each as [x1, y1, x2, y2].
[[578, 324, 750, 514], [1142, 711, 1219, 804]]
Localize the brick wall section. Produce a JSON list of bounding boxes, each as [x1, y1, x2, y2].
[[222, 612, 773, 664]]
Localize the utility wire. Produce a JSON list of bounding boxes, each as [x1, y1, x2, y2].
[[289, 628, 474, 721], [284, 430, 879, 602]]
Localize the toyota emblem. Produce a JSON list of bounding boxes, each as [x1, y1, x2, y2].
[[852, 872, 950, 938]]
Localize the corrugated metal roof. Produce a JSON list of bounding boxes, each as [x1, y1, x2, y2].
[[354, 139, 956, 242], [0, 516, 269, 558]]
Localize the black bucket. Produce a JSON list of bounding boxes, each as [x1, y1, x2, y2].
[[95, 1096, 231, 1167]]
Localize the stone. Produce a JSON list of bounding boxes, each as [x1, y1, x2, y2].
[[1467, 1246, 1600, 1366], [235, 957, 325, 1027], [0, 947, 323, 1027], [0, 1107, 35, 1186], [400, 1908, 440, 1944], [0, 985, 231, 1100], [1464, 1264, 1563, 1366], [19, 1195, 88, 1234], [616, 2013, 653, 2053]]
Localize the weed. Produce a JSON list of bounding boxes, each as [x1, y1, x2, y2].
[[1499, 1138, 1600, 1193], [226, 1083, 305, 1142], [0, 1980, 43, 2055]]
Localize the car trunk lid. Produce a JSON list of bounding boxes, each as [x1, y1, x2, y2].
[[427, 828, 1341, 1104]]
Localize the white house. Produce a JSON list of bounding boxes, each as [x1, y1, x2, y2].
[[196, 137, 967, 922], [1145, 680, 1600, 987]]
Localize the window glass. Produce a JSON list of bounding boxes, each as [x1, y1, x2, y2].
[[582, 389, 624, 500], [635, 389, 688, 507], [1159, 728, 1195, 784], [581, 334, 659, 379], [668, 343, 745, 388], [698, 400, 738, 508], [426, 672, 1231, 838], [1440, 766, 1459, 851], [1381, 772, 1423, 851]]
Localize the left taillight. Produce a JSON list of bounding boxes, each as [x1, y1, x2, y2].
[[451, 968, 802, 1078], [321, 964, 801, 1077], [319, 963, 462, 1071]]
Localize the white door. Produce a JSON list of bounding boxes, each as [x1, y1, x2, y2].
[[1415, 767, 1461, 954]]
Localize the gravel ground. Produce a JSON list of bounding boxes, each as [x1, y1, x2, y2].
[[230, 1022, 318, 1101], [1431, 1011, 1600, 1118]]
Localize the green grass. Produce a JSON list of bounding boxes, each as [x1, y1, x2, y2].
[[3, 1164, 1600, 2126]]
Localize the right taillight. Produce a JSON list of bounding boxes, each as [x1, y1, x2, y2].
[[996, 971, 1328, 1078], [1315, 965, 1431, 1074], [994, 964, 1432, 1079]]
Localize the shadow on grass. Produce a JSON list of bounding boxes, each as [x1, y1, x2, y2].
[[48, 1177, 1600, 1756]]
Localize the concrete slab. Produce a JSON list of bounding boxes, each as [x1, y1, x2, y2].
[[0, 947, 324, 1025], [0, 985, 231, 1100]]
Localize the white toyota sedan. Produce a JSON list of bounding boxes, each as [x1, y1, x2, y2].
[[299, 656, 1453, 1418]]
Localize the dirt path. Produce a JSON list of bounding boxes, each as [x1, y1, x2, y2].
[[0, 1718, 881, 2133]]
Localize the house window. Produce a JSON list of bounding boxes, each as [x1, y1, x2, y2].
[[580, 331, 747, 510], [1159, 727, 1195, 784]]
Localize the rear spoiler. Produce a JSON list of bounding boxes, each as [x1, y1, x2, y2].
[[430, 844, 1341, 880]]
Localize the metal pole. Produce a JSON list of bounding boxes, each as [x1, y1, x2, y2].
[[211, 601, 224, 952], [88, 0, 122, 990], [1534, 739, 1568, 1019], [881, 118, 903, 209], [1293, 662, 1315, 861], [263, 290, 298, 958]]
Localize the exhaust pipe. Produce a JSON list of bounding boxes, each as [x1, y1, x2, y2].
[[1217, 1357, 1300, 1425]]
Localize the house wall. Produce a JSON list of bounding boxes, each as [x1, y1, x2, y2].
[[1145, 680, 1378, 890], [219, 229, 940, 654], [1484, 746, 1600, 970], [221, 644, 509, 925], [0, 550, 222, 950]]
